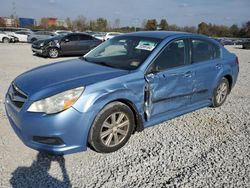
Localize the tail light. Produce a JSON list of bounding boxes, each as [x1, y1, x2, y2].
[[235, 56, 239, 64]]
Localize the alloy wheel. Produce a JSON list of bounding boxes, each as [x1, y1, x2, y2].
[[49, 48, 59, 58], [216, 82, 228, 104], [100, 112, 130, 147]]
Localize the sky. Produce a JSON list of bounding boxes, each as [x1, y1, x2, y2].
[[0, 0, 250, 27]]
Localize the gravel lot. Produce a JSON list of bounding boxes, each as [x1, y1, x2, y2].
[[0, 43, 249, 188]]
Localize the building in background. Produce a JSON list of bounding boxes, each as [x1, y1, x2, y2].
[[0, 17, 15, 27], [56, 19, 67, 28], [19, 17, 35, 28], [47, 17, 57, 27]]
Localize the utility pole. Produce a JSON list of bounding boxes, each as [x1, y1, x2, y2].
[[12, 0, 17, 27]]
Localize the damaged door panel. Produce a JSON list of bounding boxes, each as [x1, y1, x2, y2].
[[144, 38, 193, 119], [145, 68, 194, 119]]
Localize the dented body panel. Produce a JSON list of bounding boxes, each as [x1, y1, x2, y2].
[[5, 31, 239, 154]]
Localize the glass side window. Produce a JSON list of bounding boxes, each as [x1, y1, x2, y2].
[[149, 39, 187, 72], [79, 34, 93, 40], [66, 35, 79, 41], [191, 39, 220, 63]]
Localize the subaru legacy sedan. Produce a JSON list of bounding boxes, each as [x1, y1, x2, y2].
[[5, 31, 239, 154]]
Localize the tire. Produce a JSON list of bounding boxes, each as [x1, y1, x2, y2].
[[31, 38, 37, 43], [48, 48, 59, 58], [2, 37, 10, 43], [88, 102, 135, 153], [211, 77, 229, 107]]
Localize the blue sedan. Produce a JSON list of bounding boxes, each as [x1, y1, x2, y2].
[[5, 31, 239, 154]]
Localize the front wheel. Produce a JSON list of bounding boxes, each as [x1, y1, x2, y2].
[[211, 78, 229, 107], [88, 102, 135, 153], [48, 48, 59, 58], [2, 37, 10, 43]]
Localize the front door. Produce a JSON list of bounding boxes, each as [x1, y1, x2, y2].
[[145, 39, 194, 119], [60, 34, 79, 55]]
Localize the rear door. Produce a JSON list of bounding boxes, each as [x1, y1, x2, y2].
[[189, 38, 222, 103], [145, 38, 194, 119], [78, 34, 96, 54]]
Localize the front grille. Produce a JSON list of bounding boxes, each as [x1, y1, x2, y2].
[[8, 83, 27, 109]]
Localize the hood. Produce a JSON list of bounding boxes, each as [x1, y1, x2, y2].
[[14, 58, 129, 99]]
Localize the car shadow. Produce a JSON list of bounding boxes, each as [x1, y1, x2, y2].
[[10, 152, 72, 188], [32, 53, 82, 59]]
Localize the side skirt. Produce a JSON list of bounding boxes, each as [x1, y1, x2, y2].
[[144, 100, 211, 128]]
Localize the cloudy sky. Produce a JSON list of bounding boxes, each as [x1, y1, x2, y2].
[[0, 0, 249, 27]]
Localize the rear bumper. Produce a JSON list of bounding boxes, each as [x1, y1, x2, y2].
[[5, 93, 92, 155]]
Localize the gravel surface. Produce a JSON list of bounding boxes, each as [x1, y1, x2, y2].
[[0, 43, 249, 188]]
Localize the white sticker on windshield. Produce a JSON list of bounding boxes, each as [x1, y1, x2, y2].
[[135, 41, 157, 51]]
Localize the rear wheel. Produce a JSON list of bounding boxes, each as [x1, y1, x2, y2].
[[48, 48, 59, 58], [88, 102, 135, 153], [2, 37, 10, 43], [211, 78, 229, 107]]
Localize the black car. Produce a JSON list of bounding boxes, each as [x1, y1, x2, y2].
[[242, 40, 250, 49], [32, 33, 102, 58]]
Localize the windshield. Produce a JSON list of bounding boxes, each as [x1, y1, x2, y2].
[[84, 36, 161, 70]]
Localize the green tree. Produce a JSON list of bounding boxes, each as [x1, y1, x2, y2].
[[159, 19, 168, 30], [95, 18, 108, 31], [198, 22, 209, 35], [73, 15, 87, 31], [65, 17, 73, 30], [145, 19, 157, 30]]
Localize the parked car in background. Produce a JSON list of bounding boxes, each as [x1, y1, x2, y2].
[[10, 31, 33, 42], [242, 40, 250, 49], [92, 33, 106, 41], [31, 32, 102, 58], [104, 32, 122, 40], [0, 31, 16, 43], [0, 27, 31, 36], [27, 31, 57, 43], [5, 31, 239, 155], [54, 30, 72, 35]]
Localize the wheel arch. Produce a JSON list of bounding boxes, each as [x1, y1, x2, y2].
[[110, 99, 144, 133], [224, 74, 233, 93]]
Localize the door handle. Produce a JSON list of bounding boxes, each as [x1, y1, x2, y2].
[[216, 64, 222, 69], [184, 71, 193, 77]]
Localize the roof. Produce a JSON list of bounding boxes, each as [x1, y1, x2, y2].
[[123, 31, 192, 39]]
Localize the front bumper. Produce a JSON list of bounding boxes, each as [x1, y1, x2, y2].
[[5, 93, 93, 155], [32, 47, 43, 54], [31, 44, 48, 56]]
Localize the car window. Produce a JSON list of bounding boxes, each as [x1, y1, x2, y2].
[[66, 35, 79, 41], [149, 39, 188, 73], [16, 31, 25, 34], [191, 39, 220, 63], [79, 34, 93, 40], [35, 31, 44, 35]]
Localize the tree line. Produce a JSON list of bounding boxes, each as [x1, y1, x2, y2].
[[1, 16, 250, 38]]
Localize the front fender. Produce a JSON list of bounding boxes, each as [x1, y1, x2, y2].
[[74, 88, 144, 116]]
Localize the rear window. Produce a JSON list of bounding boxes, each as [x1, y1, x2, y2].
[[191, 39, 220, 63]]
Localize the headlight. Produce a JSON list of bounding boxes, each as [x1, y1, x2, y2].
[[27, 87, 84, 114], [40, 42, 44, 47]]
